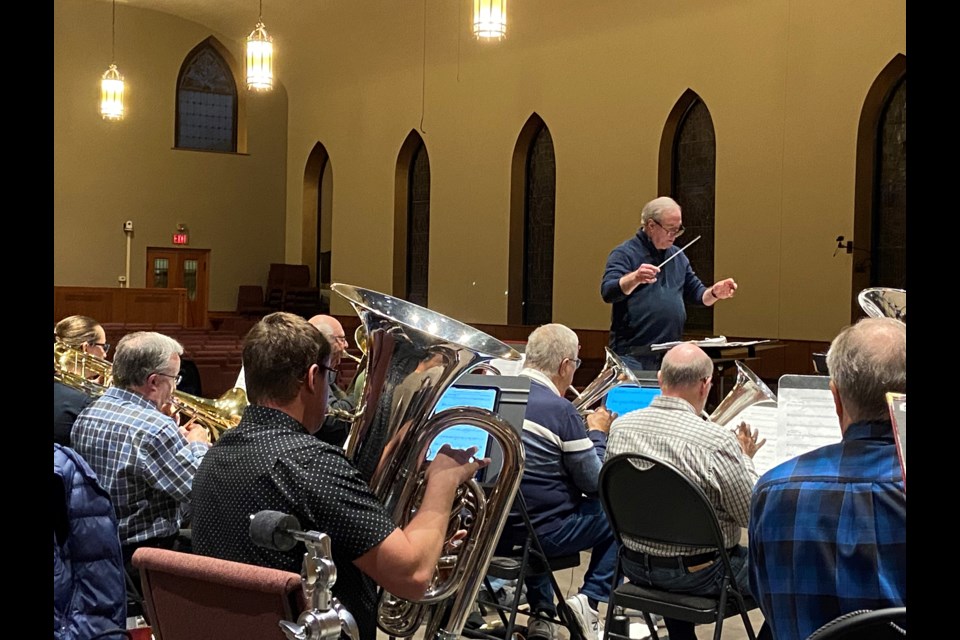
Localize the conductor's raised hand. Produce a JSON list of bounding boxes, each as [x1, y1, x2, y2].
[[427, 444, 491, 486]]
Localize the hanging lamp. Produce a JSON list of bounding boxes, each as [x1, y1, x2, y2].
[[246, 0, 274, 91], [100, 0, 124, 120], [473, 0, 507, 40]]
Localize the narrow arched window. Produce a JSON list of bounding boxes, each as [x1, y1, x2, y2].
[[175, 38, 239, 152], [393, 131, 430, 307], [509, 114, 555, 325], [660, 90, 717, 334], [852, 54, 906, 318]]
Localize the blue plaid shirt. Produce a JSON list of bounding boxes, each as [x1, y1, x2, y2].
[[71, 387, 209, 546], [748, 420, 906, 640]]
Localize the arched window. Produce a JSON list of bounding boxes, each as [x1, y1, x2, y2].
[[175, 38, 240, 152], [852, 55, 906, 320], [301, 143, 332, 298], [509, 114, 556, 325], [393, 131, 430, 307], [659, 90, 717, 334]]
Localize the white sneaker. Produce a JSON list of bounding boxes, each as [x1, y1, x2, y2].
[[527, 617, 560, 640], [564, 593, 601, 640]]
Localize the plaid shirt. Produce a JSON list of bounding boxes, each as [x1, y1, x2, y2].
[[71, 387, 208, 545], [606, 394, 758, 555], [748, 420, 906, 640]]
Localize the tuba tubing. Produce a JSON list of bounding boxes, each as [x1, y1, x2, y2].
[[331, 283, 525, 640]]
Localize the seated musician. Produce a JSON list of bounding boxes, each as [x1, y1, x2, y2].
[[234, 313, 355, 447], [504, 323, 617, 640], [748, 318, 906, 640], [54, 314, 110, 447], [605, 343, 771, 640], [71, 331, 211, 594], [191, 311, 486, 640]]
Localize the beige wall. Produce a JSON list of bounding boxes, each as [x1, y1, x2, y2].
[[55, 1, 905, 340], [54, 0, 288, 312]]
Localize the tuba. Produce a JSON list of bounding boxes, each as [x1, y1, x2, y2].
[[858, 287, 906, 323], [168, 387, 248, 442], [54, 341, 113, 397], [708, 361, 777, 427], [332, 283, 525, 640], [571, 347, 641, 417]]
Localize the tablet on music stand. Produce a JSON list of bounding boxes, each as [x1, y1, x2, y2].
[[603, 384, 662, 417], [886, 392, 906, 490]]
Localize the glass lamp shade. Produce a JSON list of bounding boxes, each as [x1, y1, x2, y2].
[[246, 21, 274, 91], [100, 64, 125, 121], [473, 0, 507, 39]]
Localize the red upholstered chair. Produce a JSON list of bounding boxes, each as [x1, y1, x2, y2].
[[132, 548, 304, 640]]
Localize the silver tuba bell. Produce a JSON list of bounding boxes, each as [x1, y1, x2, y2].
[[331, 283, 526, 640], [857, 287, 906, 323], [571, 347, 641, 417], [708, 361, 777, 427]]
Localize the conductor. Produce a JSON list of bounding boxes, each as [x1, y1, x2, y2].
[[601, 196, 737, 371]]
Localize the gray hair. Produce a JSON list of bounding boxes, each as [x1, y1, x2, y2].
[[112, 331, 184, 389], [826, 317, 906, 422], [640, 196, 681, 226], [660, 343, 714, 388], [525, 324, 579, 373]]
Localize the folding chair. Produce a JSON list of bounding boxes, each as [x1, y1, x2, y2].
[[464, 492, 584, 640], [599, 453, 759, 640], [805, 607, 907, 640]]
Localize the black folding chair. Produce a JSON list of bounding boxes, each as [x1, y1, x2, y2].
[[805, 607, 906, 639], [599, 452, 759, 640]]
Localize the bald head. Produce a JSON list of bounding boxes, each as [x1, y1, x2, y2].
[[659, 343, 714, 390], [309, 315, 347, 363], [826, 317, 906, 422]]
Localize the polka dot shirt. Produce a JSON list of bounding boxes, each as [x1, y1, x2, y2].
[[191, 405, 397, 640]]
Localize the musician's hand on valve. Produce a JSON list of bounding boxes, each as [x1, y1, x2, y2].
[[428, 444, 491, 486], [735, 421, 766, 458], [183, 420, 211, 445], [586, 406, 616, 434]]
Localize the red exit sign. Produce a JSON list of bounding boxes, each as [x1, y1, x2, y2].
[[172, 232, 189, 245]]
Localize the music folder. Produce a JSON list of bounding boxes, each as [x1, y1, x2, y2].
[[886, 392, 906, 490]]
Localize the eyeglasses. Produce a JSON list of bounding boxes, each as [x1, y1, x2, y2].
[[651, 218, 686, 238], [319, 364, 340, 375], [91, 342, 111, 353], [566, 357, 582, 371], [332, 334, 348, 343], [154, 372, 182, 386]]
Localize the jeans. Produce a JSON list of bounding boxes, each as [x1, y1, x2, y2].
[[621, 545, 771, 640], [616, 352, 662, 374], [525, 500, 619, 614]]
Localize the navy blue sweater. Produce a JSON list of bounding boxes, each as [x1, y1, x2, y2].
[[600, 230, 707, 355]]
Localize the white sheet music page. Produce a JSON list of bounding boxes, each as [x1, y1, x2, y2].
[[777, 376, 841, 464]]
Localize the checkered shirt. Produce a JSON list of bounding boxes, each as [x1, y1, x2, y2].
[[71, 386, 208, 545], [606, 394, 758, 555]]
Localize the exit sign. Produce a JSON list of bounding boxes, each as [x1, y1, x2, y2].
[[172, 232, 189, 245]]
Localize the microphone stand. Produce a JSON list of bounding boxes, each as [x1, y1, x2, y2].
[[279, 531, 359, 640]]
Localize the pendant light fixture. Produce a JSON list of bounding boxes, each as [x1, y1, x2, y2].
[[473, 0, 507, 40], [245, 0, 274, 91], [100, 0, 124, 120]]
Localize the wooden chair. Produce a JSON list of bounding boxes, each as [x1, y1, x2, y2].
[[132, 548, 304, 640]]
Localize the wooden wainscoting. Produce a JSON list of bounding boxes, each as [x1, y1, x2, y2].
[[54, 286, 187, 326]]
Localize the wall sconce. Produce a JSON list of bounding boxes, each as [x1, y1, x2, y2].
[[473, 0, 507, 40]]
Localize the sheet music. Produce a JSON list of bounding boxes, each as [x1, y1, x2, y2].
[[651, 338, 772, 351], [725, 375, 841, 477]]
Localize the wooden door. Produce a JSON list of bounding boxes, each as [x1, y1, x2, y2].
[[146, 247, 210, 328]]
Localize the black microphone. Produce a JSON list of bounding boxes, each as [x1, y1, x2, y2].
[[249, 510, 302, 552]]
